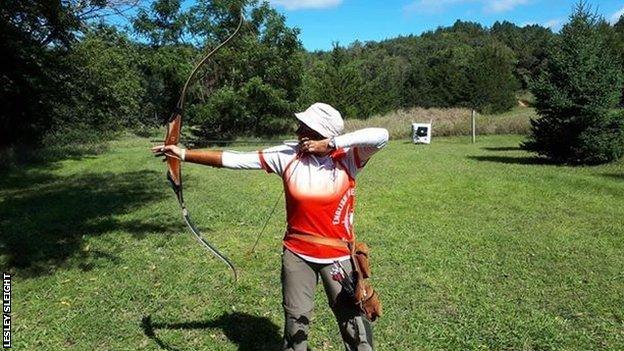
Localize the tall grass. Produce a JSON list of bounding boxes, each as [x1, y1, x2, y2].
[[345, 106, 536, 139]]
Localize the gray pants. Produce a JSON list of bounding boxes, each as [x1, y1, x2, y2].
[[281, 249, 373, 351]]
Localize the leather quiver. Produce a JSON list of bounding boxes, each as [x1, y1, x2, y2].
[[354, 242, 371, 279], [354, 276, 382, 322]]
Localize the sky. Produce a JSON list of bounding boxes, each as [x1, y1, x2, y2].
[[266, 0, 624, 51]]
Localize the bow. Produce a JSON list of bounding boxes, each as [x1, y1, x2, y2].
[[164, 9, 243, 282]]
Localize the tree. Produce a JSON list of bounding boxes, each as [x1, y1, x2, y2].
[[0, 0, 80, 147], [491, 21, 554, 89], [133, 0, 187, 47], [323, 44, 366, 118], [425, 44, 473, 108], [523, 3, 624, 164], [0, 0, 140, 149], [188, 0, 304, 139], [135, 44, 197, 126], [611, 16, 624, 105], [57, 26, 145, 133], [467, 42, 519, 113]]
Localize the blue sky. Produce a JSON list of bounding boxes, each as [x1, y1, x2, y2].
[[267, 0, 624, 51]]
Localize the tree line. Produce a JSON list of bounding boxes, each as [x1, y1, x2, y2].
[[1, 0, 623, 163]]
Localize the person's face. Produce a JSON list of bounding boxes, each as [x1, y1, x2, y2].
[[296, 122, 325, 141]]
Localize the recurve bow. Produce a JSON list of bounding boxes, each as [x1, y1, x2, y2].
[[164, 9, 243, 282]]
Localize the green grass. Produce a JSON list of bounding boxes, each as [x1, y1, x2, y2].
[[1, 134, 623, 350]]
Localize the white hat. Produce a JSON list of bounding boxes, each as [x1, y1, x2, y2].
[[295, 103, 344, 138]]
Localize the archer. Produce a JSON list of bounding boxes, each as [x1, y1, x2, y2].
[[152, 102, 387, 350]]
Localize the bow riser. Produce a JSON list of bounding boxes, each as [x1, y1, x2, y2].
[[165, 112, 183, 189]]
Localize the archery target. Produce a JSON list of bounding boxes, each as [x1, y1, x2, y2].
[[412, 123, 432, 144]]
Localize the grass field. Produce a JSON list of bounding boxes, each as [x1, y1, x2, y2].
[[1, 134, 623, 350]]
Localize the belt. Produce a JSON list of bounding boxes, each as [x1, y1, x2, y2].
[[288, 233, 352, 249]]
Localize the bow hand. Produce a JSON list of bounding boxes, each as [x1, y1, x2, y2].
[[151, 145, 183, 160]]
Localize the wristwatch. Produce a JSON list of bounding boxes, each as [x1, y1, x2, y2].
[[328, 137, 336, 150]]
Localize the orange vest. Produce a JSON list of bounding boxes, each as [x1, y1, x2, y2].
[[282, 149, 355, 259]]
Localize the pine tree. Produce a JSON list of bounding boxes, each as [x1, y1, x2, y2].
[[523, 3, 624, 164]]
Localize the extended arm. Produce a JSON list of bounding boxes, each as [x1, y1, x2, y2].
[[152, 145, 224, 167], [184, 149, 267, 170], [152, 144, 279, 171]]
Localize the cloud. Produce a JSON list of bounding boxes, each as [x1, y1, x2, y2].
[[269, 0, 343, 10], [610, 7, 624, 24], [404, 0, 530, 15], [519, 19, 564, 30], [543, 18, 563, 30]]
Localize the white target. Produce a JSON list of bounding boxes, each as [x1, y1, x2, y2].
[[412, 122, 432, 144]]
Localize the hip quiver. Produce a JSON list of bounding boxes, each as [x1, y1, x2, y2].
[[350, 242, 382, 322]]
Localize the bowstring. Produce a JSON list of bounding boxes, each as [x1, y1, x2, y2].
[[248, 151, 303, 254]]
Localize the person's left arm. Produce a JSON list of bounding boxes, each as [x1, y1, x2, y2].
[[333, 128, 389, 168]]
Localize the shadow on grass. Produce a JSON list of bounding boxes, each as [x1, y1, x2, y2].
[[141, 313, 281, 351], [482, 146, 522, 151], [467, 155, 554, 165], [0, 170, 180, 278], [0, 141, 109, 172], [601, 173, 624, 181]]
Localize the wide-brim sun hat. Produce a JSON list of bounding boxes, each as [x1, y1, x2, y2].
[[295, 102, 344, 138]]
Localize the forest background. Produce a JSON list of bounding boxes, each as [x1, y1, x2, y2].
[[2, 0, 624, 161]]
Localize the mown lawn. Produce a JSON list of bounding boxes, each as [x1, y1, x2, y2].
[[1, 134, 623, 350]]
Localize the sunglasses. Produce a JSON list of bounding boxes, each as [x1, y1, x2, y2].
[[296, 123, 325, 140]]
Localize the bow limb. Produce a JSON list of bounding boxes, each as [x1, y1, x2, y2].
[[165, 111, 238, 282], [182, 209, 238, 282], [177, 12, 244, 110]]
